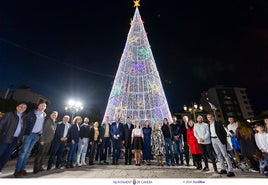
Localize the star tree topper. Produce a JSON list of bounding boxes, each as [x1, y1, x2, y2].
[[134, 0, 141, 7]]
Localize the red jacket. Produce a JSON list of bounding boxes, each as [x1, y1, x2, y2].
[[186, 127, 202, 154]]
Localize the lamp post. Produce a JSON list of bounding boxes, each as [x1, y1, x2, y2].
[[183, 103, 203, 122], [65, 99, 83, 121]]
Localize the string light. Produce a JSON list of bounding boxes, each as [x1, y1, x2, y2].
[[103, 7, 172, 125]]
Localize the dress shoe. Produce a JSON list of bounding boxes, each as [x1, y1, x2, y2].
[[21, 170, 28, 176], [218, 170, 227, 174], [70, 163, 74, 168], [202, 167, 209, 171], [56, 164, 62, 169], [104, 161, 109, 165], [227, 172, 235, 177], [196, 166, 202, 170], [66, 163, 70, 168], [33, 169, 39, 174], [13, 171, 22, 177]]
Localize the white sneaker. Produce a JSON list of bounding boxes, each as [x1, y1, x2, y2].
[[249, 169, 259, 173], [81, 162, 87, 166], [77, 163, 82, 167]]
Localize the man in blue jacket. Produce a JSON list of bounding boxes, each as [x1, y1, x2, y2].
[[14, 102, 46, 177], [110, 117, 124, 165], [0, 102, 27, 174]]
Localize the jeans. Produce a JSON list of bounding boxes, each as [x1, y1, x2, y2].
[[260, 160, 267, 173], [67, 142, 78, 163], [76, 138, 89, 164], [15, 133, 39, 171], [172, 138, 183, 164], [0, 137, 18, 171], [164, 138, 175, 165], [112, 138, 121, 161]]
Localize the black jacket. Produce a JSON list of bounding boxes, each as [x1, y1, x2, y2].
[[67, 124, 80, 143], [89, 126, 103, 142], [122, 123, 134, 147], [211, 121, 227, 145], [54, 122, 69, 141], [180, 121, 187, 143], [170, 122, 182, 140], [161, 124, 172, 139], [0, 111, 24, 143], [79, 123, 90, 139]]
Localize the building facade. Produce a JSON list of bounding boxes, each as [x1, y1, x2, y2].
[[200, 86, 254, 124], [0, 86, 50, 105]]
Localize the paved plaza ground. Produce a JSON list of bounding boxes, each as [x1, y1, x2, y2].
[[0, 156, 266, 179]]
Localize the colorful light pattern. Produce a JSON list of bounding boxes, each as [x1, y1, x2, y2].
[[103, 7, 172, 126]]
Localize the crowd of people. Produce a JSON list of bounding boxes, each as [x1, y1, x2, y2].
[[0, 101, 268, 178]]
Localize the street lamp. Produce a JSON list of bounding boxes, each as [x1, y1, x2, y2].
[[183, 103, 203, 122], [65, 99, 83, 121]]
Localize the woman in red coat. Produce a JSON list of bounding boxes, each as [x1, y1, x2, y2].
[[187, 119, 203, 170]]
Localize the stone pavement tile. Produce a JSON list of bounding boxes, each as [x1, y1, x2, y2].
[[0, 158, 267, 179]]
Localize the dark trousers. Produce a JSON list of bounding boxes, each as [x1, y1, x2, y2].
[[183, 142, 190, 165], [47, 140, 66, 168], [34, 142, 52, 170], [0, 137, 18, 171], [199, 143, 217, 169], [89, 141, 98, 164], [192, 154, 202, 167], [125, 145, 132, 164], [100, 137, 110, 161], [112, 139, 121, 161], [247, 156, 259, 171], [95, 143, 101, 161]]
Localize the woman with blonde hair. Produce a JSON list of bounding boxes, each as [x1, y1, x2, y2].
[[131, 121, 144, 166], [151, 123, 165, 166]]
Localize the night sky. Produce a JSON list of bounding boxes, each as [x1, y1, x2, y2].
[[0, 0, 268, 115]]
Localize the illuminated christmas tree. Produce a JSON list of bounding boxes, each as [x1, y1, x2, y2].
[[103, 1, 172, 125]]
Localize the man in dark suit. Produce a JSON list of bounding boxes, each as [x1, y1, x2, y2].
[[122, 117, 134, 165], [47, 115, 70, 170], [181, 115, 190, 166], [110, 117, 124, 165]]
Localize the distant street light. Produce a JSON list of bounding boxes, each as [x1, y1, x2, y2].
[[183, 103, 203, 122], [65, 99, 83, 121]]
